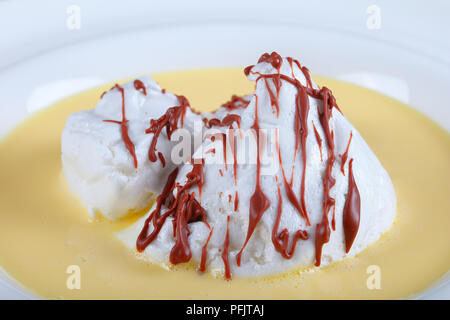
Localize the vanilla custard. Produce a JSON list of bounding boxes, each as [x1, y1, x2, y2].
[[0, 69, 448, 299]]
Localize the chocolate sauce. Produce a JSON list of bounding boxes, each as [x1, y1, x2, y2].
[[277, 130, 310, 225], [222, 216, 231, 280], [203, 115, 241, 183], [133, 79, 147, 95], [295, 80, 311, 224], [312, 121, 323, 162], [222, 95, 250, 111], [259, 52, 282, 116], [145, 95, 189, 164], [340, 132, 353, 175], [258, 52, 282, 70], [158, 152, 166, 168], [136, 161, 207, 266], [199, 227, 214, 273], [228, 129, 238, 185], [314, 88, 337, 266], [221, 133, 227, 171], [236, 94, 271, 266], [287, 57, 313, 88], [103, 84, 138, 169], [136, 168, 179, 251], [272, 183, 309, 259], [343, 159, 361, 253], [203, 114, 241, 129]]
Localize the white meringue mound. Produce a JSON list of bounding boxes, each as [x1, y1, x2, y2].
[[61, 76, 200, 220], [116, 56, 396, 278]]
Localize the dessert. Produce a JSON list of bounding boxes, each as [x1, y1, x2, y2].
[[0, 54, 448, 299], [117, 53, 396, 278], [61, 77, 201, 220]]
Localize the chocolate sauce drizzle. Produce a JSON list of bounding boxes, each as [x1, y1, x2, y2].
[[236, 94, 271, 267], [133, 79, 147, 95], [312, 121, 323, 162], [222, 216, 232, 280], [314, 87, 337, 266], [340, 132, 353, 175], [199, 226, 214, 273], [103, 84, 138, 169], [145, 95, 189, 165], [203, 114, 240, 184], [343, 158, 360, 253], [136, 160, 209, 265], [272, 180, 309, 259], [222, 95, 250, 111], [203, 114, 241, 130], [294, 77, 311, 225]]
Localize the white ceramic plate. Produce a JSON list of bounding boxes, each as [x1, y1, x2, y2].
[[0, 0, 448, 299]]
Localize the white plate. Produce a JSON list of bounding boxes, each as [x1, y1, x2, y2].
[[0, 0, 448, 299]]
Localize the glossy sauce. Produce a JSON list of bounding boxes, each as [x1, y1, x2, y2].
[[236, 94, 271, 267], [342, 159, 361, 253], [0, 69, 448, 299], [103, 84, 138, 168], [145, 95, 189, 165]]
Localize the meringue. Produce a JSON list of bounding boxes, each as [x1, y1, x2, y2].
[[117, 53, 396, 278], [61, 76, 200, 220]]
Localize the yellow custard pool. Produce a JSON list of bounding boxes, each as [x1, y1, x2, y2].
[[0, 69, 448, 299]]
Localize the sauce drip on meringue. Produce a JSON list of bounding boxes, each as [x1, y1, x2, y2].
[[103, 84, 138, 169]]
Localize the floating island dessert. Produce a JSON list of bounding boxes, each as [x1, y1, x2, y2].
[[62, 52, 396, 279], [62, 77, 202, 220]]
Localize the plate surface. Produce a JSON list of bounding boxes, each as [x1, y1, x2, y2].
[[0, 0, 448, 299]]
